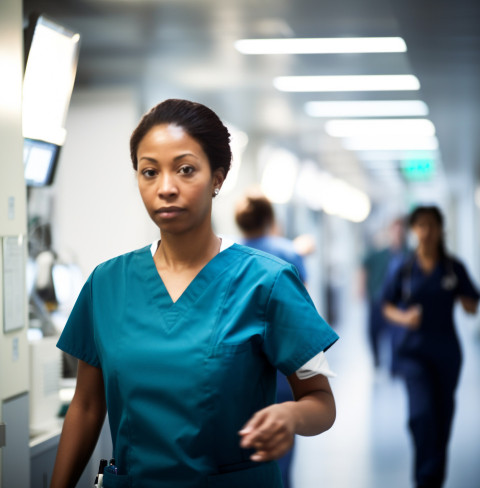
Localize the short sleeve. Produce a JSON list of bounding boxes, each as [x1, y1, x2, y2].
[[56, 272, 101, 367], [454, 260, 480, 299], [263, 265, 338, 376]]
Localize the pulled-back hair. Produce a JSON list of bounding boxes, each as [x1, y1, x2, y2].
[[130, 99, 232, 176], [235, 193, 275, 234]]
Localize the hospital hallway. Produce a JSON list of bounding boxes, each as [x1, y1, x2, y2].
[[291, 295, 480, 488]]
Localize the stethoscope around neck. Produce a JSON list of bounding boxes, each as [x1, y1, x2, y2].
[[401, 255, 458, 303]]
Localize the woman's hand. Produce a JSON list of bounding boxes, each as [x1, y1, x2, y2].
[[403, 305, 422, 329], [459, 296, 479, 314], [239, 373, 336, 462], [383, 303, 422, 330], [239, 403, 296, 462]]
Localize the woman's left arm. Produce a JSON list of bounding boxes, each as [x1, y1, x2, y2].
[[454, 260, 480, 314], [239, 374, 335, 462]]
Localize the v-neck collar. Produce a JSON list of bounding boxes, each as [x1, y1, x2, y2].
[[148, 237, 235, 304], [140, 242, 239, 333], [413, 256, 440, 278]]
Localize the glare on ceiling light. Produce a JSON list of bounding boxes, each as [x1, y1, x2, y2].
[[274, 75, 420, 92], [342, 136, 439, 151], [235, 37, 407, 54], [322, 179, 371, 222], [325, 119, 436, 137], [260, 148, 299, 204], [305, 100, 429, 117], [295, 162, 371, 222]]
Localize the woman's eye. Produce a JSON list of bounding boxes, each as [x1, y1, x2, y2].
[[179, 166, 194, 175], [142, 169, 156, 178]]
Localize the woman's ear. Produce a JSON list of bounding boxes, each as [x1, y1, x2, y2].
[[212, 168, 226, 191]]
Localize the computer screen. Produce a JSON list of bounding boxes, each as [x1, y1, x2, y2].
[[23, 138, 60, 187], [22, 13, 80, 187], [23, 14, 80, 146]]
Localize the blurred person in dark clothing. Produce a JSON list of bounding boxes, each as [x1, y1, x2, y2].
[[382, 205, 479, 488], [360, 217, 407, 371]]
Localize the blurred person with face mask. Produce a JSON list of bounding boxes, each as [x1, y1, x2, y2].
[[382, 205, 479, 488]]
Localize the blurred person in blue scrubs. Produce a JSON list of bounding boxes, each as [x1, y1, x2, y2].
[[382, 205, 479, 488], [235, 191, 313, 488], [235, 191, 307, 283], [50, 99, 338, 488], [360, 216, 408, 372]]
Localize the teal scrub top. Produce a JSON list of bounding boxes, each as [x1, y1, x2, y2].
[[57, 243, 338, 488]]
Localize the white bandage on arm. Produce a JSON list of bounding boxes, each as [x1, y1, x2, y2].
[[296, 351, 336, 379]]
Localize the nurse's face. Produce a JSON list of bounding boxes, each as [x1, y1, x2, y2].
[[411, 213, 442, 252], [136, 123, 224, 235]]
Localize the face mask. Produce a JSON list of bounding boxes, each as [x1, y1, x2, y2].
[[407, 231, 418, 249]]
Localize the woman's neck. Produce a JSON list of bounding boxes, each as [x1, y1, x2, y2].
[[155, 227, 221, 272], [416, 246, 439, 271]]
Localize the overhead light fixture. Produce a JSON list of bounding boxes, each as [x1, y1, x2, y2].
[[235, 37, 407, 54], [342, 136, 439, 151], [260, 148, 299, 204], [325, 119, 436, 137], [274, 74, 420, 92], [305, 100, 429, 117], [356, 150, 435, 161]]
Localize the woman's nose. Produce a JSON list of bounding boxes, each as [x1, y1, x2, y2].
[[157, 174, 178, 198]]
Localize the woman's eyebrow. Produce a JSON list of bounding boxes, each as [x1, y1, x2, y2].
[[139, 156, 158, 163], [173, 152, 198, 162], [138, 153, 199, 166]]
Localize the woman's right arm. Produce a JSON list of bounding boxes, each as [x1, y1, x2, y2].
[[50, 360, 107, 488]]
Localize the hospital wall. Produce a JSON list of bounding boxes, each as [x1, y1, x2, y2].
[[43, 87, 159, 278]]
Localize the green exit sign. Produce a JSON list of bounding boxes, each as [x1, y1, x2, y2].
[[401, 159, 435, 180]]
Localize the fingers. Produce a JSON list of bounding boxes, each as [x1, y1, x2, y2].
[[239, 406, 295, 462], [405, 305, 422, 329]]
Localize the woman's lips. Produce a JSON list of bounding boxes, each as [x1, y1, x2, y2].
[[155, 207, 185, 219]]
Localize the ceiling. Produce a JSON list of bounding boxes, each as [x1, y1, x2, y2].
[[22, 0, 480, 204]]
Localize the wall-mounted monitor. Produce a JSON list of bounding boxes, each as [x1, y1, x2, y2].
[[23, 13, 80, 146], [22, 13, 80, 186], [23, 138, 60, 187]]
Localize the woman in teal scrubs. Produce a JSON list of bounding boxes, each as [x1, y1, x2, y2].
[[50, 99, 339, 488], [383, 206, 479, 488]]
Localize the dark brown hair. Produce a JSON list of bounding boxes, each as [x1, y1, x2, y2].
[[235, 194, 274, 234], [130, 99, 232, 176]]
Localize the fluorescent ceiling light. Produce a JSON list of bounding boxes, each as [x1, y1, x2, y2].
[[305, 100, 429, 117], [325, 119, 436, 137], [343, 136, 439, 151], [235, 37, 406, 54], [361, 160, 398, 170], [356, 150, 435, 161], [274, 75, 420, 92]]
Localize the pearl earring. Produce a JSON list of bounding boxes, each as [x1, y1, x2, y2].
[[213, 188, 219, 197]]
